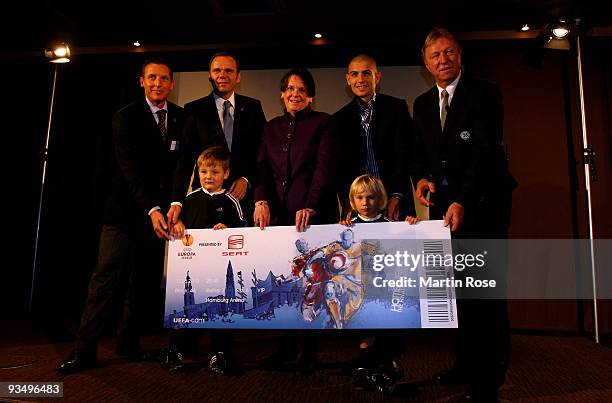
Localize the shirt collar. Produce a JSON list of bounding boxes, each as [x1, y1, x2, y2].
[[200, 187, 226, 196], [145, 96, 168, 114], [214, 91, 236, 111], [356, 92, 377, 109], [357, 213, 383, 222], [436, 71, 461, 103]]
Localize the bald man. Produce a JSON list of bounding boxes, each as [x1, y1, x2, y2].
[[334, 54, 416, 222]]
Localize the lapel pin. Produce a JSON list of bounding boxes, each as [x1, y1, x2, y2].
[[460, 131, 471, 140]]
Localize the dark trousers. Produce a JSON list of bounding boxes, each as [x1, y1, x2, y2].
[[431, 189, 513, 390], [75, 224, 163, 352]]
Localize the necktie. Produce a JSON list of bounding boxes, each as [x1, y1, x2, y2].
[[440, 89, 449, 129], [223, 100, 234, 151], [156, 109, 167, 143], [360, 104, 380, 178]]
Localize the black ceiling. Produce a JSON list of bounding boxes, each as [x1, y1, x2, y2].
[[4, 0, 611, 56]]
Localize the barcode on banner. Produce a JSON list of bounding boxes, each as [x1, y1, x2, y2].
[[423, 240, 451, 323]]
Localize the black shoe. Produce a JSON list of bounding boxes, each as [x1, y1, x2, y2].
[[160, 346, 185, 373], [209, 351, 241, 375], [434, 366, 469, 385], [261, 348, 298, 369], [57, 349, 96, 374], [352, 367, 369, 390], [296, 353, 318, 376], [116, 346, 158, 362], [370, 370, 397, 395], [353, 366, 397, 394], [392, 359, 405, 381]]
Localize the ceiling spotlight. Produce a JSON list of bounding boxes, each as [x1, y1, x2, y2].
[[521, 24, 530, 32], [314, 33, 323, 39], [133, 40, 141, 47], [44, 43, 71, 63], [551, 20, 570, 38], [542, 19, 573, 50]]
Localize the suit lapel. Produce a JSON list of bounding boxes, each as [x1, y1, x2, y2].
[[442, 75, 468, 139], [167, 103, 178, 141], [423, 88, 443, 143], [204, 94, 226, 146], [349, 98, 366, 157], [140, 98, 165, 147], [232, 94, 243, 147]]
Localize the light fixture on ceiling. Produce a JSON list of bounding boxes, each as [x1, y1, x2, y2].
[[314, 32, 323, 39], [543, 19, 572, 50], [133, 40, 141, 47], [44, 43, 71, 63], [551, 19, 571, 38], [521, 24, 530, 32]]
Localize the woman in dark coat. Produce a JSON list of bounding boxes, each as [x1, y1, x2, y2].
[[253, 68, 339, 374], [253, 68, 338, 231]]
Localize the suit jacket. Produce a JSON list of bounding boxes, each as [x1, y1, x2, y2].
[[334, 94, 416, 214], [104, 98, 186, 229], [254, 108, 339, 225], [412, 75, 517, 227], [173, 92, 266, 200]]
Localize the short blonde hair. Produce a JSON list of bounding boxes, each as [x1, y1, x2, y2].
[[197, 145, 230, 171], [349, 175, 388, 213], [421, 27, 461, 60]]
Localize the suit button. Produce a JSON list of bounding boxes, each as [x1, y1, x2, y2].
[[282, 180, 288, 187], [287, 133, 293, 139], [282, 146, 288, 152]]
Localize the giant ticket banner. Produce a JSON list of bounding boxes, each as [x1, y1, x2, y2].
[[164, 221, 457, 329]]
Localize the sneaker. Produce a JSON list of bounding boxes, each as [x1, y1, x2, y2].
[[160, 346, 185, 373], [370, 370, 396, 395], [209, 351, 241, 375], [209, 352, 227, 374], [352, 367, 369, 390]]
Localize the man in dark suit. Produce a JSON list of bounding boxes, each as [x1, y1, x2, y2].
[[334, 54, 416, 221], [412, 28, 517, 402], [171, 52, 266, 226], [58, 57, 185, 373]]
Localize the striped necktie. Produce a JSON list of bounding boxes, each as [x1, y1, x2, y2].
[[360, 103, 380, 178], [156, 109, 167, 143]]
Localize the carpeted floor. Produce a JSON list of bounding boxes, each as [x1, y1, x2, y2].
[[1, 322, 611, 402]]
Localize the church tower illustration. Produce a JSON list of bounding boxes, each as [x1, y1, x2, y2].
[[225, 261, 236, 299], [184, 270, 195, 307], [225, 261, 245, 313]]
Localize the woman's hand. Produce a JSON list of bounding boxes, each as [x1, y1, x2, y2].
[[295, 208, 317, 232], [253, 201, 270, 230]]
